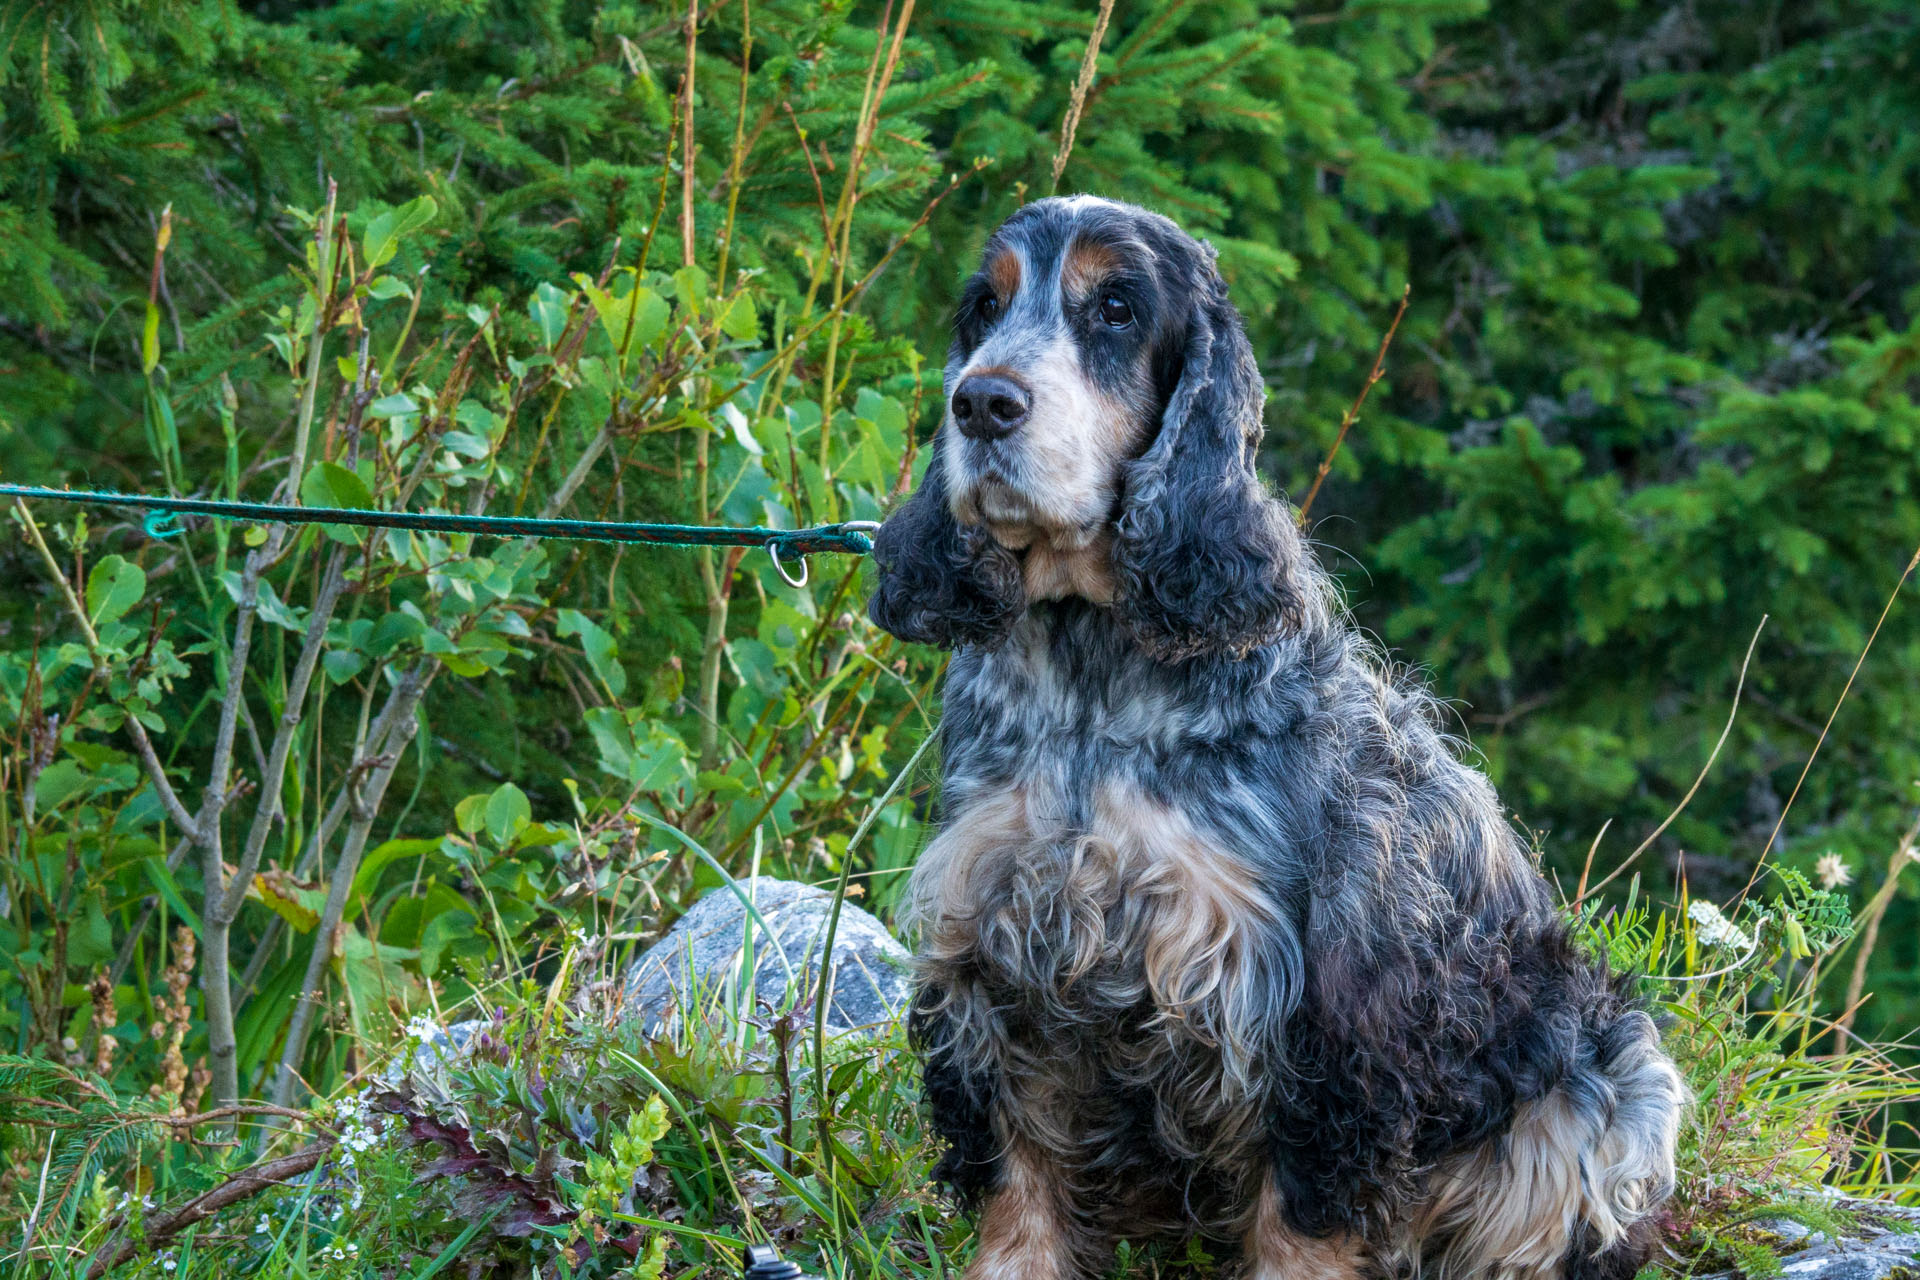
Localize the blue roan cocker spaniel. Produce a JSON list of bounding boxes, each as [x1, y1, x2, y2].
[[864, 197, 1686, 1280]]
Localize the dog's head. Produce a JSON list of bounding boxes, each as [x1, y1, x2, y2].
[[867, 196, 1305, 660]]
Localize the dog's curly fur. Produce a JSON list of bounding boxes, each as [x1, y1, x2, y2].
[[867, 196, 1685, 1280]]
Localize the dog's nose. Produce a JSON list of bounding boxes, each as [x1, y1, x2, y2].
[[951, 374, 1031, 440]]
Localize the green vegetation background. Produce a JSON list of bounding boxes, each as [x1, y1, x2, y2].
[[2, 0, 1918, 1272], [10, 0, 1908, 1030]]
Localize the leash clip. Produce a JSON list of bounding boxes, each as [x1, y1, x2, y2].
[[766, 538, 809, 588], [143, 511, 184, 539]]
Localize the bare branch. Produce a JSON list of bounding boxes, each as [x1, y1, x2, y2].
[[1297, 283, 1411, 526], [218, 552, 352, 925], [83, 1144, 333, 1278]]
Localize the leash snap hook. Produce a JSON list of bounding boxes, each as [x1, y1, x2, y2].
[[766, 538, 809, 588], [143, 510, 184, 539]]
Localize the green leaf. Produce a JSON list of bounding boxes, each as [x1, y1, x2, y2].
[[351, 837, 442, 904], [366, 392, 419, 419], [141, 303, 161, 374], [85, 555, 146, 628], [248, 871, 323, 933], [322, 648, 365, 684], [363, 195, 438, 270], [483, 782, 530, 845], [454, 794, 489, 837], [300, 460, 375, 510], [140, 858, 203, 936], [529, 281, 570, 348], [33, 759, 97, 810], [556, 608, 627, 698], [719, 292, 758, 341], [571, 271, 668, 365]]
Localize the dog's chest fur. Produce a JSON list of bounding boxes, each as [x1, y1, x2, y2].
[[908, 608, 1295, 1220]]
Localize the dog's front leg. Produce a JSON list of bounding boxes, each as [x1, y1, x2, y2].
[[966, 1136, 1082, 1280], [1244, 1175, 1366, 1280]]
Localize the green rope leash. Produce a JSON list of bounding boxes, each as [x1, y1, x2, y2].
[[1, 483, 876, 586]]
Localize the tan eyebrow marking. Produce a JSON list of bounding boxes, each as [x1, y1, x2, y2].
[[987, 246, 1022, 301], [1060, 238, 1123, 300]]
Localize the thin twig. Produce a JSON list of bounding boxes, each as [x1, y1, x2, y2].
[[784, 101, 833, 247], [1835, 811, 1920, 1052], [1738, 542, 1920, 906], [679, 0, 699, 268], [1577, 616, 1767, 906], [1049, 0, 1117, 193], [1296, 284, 1410, 526]]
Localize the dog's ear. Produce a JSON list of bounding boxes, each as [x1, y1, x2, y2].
[[867, 432, 1026, 649], [1112, 269, 1305, 661]]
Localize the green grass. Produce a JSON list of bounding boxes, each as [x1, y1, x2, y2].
[[6, 858, 1917, 1280]]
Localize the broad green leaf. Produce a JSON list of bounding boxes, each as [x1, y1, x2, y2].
[[454, 794, 489, 837], [366, 392, 419, 419], [33, 759, 97, 810], [557, 608, 627, 698], [484, 782, 531, 845], [85, 555, 146, 628], [300, 460, 374, 509], [719, 292, 758, 341], [362, 195, 437, 270], [572, 271, 668, 365], [351, 837, 442, 904], [529, 281, 570, 348]]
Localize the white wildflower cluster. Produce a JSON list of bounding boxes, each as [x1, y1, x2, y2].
[[330, 1089, 387, 1156], [321, 1089, 383, 1210], [405, 1012, 444, 1043], [1814, 851, 1852, 890], [1688, 899, 1753, 951], [327, 1242, 361, 1263]]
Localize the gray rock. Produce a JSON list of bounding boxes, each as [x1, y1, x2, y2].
[[621, 876, 913, 1037], [1702, 1199, 1920, 1280], [382, 1017, 489, 1090]]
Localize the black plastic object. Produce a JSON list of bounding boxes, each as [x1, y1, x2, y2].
[[742, 1242, 807, 1280]]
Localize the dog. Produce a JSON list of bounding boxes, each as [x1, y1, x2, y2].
[[863, 196, 1686, 1280]]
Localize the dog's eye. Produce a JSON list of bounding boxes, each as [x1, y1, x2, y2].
[[1099, 295, 1133, 329], [979, 295, 1002, 324]]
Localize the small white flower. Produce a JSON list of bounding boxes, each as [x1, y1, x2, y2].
[[1815, 852, 1852, 889], [331, 1247, 347, 1260], [405, 1013, 443, 1043], [256, 1214, 271, 1234], [1688, 899, 1753, 951]]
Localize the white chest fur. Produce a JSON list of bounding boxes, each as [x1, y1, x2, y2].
[[908, 779, 1281, 1086]]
